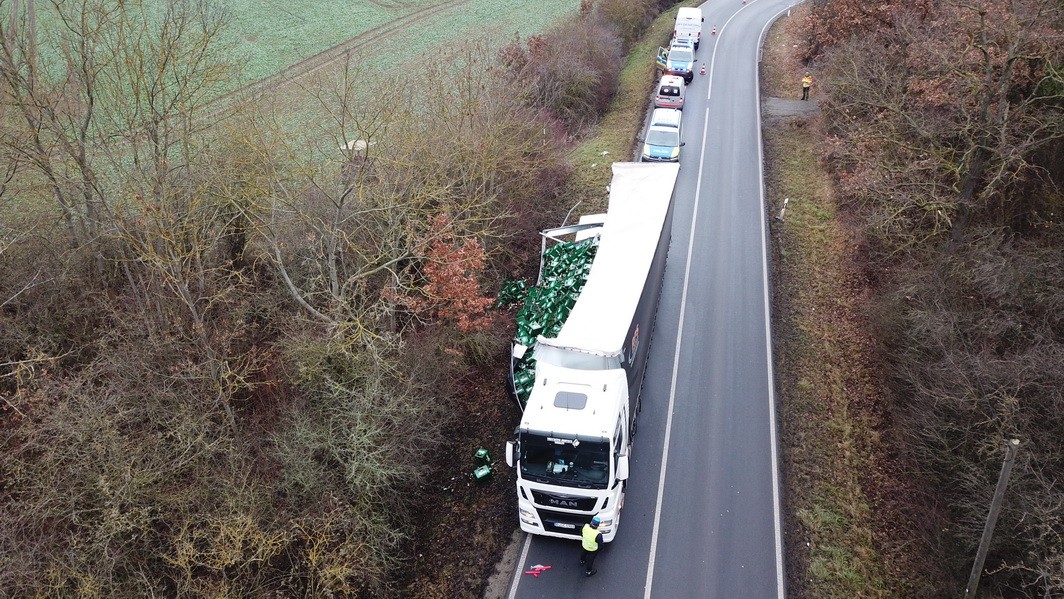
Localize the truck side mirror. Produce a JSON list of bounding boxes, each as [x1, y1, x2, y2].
[[616, 455, 630, 481], [505, 441, 516, 468]]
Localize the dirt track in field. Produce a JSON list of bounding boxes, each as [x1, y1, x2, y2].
[[365, 0, 416, 8], [202, 0, 471, 119]]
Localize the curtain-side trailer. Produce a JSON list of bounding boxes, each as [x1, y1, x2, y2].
[[504, 162, 679, 542]]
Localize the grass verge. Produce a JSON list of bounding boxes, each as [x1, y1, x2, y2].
[[765, 103, 891, 599]]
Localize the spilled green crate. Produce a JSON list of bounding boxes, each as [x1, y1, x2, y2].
[[494, 279, 529, 308], [498, 238, 599, 405]]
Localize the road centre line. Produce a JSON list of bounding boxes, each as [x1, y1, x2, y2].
[[642, 2, 753, 597]]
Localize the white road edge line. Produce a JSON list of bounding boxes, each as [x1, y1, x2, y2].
[[642, 2, 751, 597], [756, 4, 800, 599], [506, 533, 533, 599]]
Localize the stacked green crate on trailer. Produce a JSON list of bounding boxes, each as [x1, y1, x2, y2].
[[505, 218, 605, 406]]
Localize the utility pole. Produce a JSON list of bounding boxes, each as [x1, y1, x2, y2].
[[964, 438, 1021, 599]]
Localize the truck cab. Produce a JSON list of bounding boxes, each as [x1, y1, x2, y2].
[[506, 361, 631, 541]]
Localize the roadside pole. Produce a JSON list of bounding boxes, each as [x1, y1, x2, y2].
[[963, 438, 1021, 599]]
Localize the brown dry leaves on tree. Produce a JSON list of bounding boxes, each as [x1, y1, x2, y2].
[[820, 0, 1064, 250], [805, 0, 933, 59], [389, 215, 496, 334]]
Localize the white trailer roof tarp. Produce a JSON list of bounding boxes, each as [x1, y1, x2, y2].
[[541, 162, 679, 355]]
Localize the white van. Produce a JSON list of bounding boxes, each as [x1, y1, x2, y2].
[[653, 75, 686, 110], [674, 7, 704, 49], [641, 108, 683, 163]]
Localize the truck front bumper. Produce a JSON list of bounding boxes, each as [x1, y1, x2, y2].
[[517, 498, 620, 542]]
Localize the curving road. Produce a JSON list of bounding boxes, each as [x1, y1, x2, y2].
[[503, 1, 795, 597]]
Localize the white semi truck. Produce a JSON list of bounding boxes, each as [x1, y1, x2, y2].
[[504, 162, 679, 542]]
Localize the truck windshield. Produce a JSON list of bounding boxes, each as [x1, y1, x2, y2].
[[519, 433, 610, 489]]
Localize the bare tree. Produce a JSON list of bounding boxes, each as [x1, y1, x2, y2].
[[235, 45, 552, 333], [0, 0, 235, 257], [822, 0, 1064, 251]]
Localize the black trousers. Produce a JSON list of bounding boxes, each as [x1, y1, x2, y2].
[[580, 548, 598, 573], [802, 86, 810, 100]]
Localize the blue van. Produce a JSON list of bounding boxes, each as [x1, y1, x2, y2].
[[664, 41, 695, 83]]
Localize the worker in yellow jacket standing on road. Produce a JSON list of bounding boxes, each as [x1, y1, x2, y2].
[[801, 72, 814, 100], [579, 515, 604, 577]]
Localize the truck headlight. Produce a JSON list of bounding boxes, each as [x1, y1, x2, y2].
[[670, 146, 680, 159], [519, 507, 538, 525]]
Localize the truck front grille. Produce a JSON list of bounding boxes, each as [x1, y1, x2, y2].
[[530, 490, 598, 511]]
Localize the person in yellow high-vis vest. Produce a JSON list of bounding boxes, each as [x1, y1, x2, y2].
[[801, 72, 814, 100], [579, 515, 604, 577]]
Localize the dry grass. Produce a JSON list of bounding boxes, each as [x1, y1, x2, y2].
[[760, 6, 809, 99], [766, 121, 891, 598]]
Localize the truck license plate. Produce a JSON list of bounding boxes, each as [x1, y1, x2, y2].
[[555, 523, 576, 529]]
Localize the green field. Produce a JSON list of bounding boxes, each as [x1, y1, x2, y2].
[[218, 0, 580, 87], [20, 0, 579, 93]]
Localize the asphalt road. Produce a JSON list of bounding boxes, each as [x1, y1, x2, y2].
[[503, 1, 795, 598]]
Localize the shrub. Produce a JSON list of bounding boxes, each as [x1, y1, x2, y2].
[[0, 331, 255, 597], [498, 17, 624, 132], [273, 333, 448, 595], [593, 0, 660, 50]]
